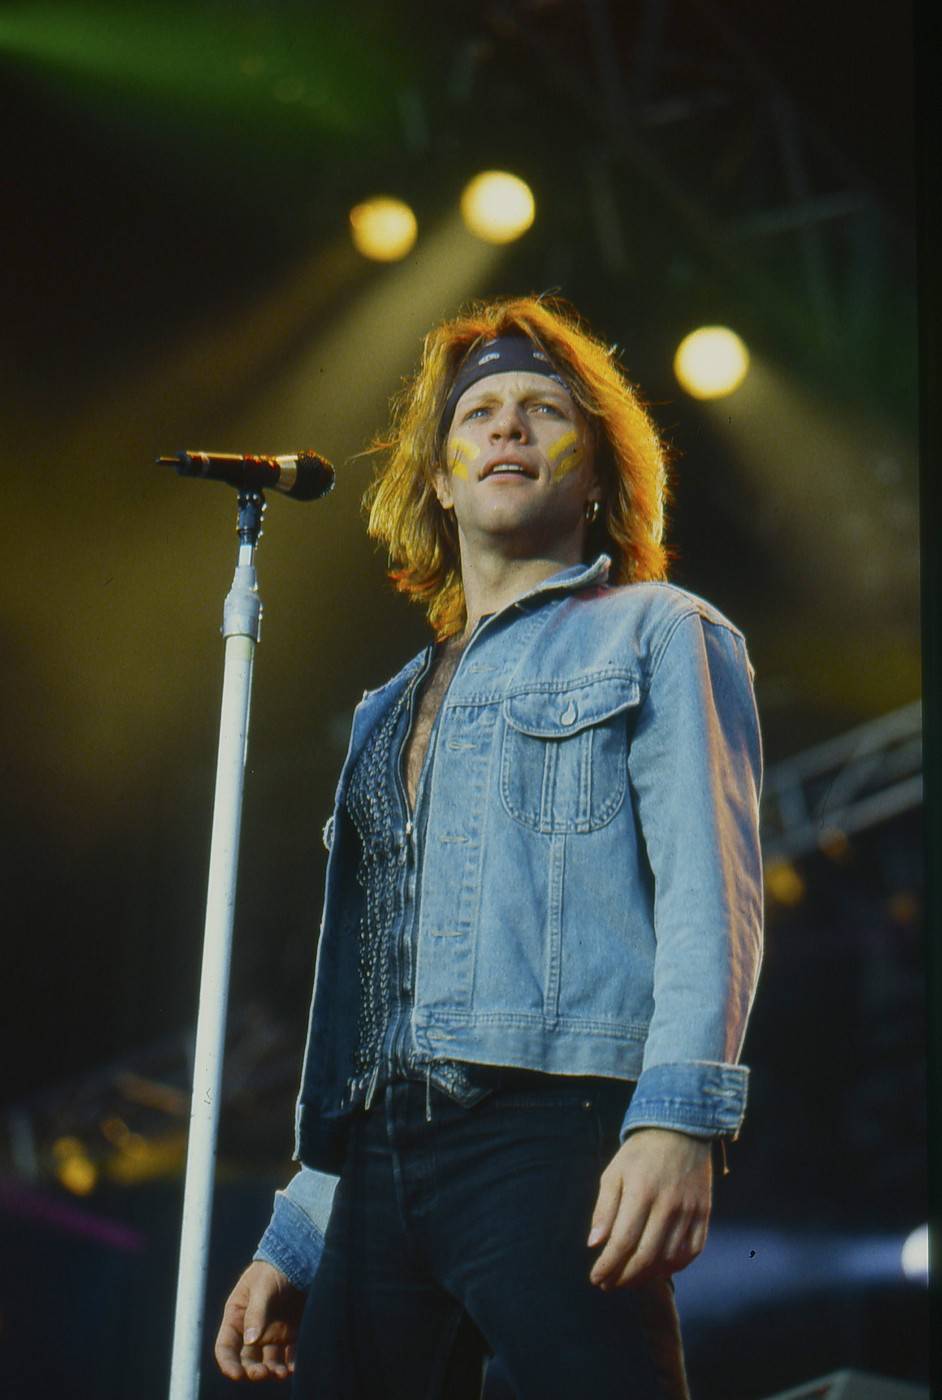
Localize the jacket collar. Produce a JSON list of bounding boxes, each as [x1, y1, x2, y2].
[[343, 554, 611, 792], [512, 553, 611, 609]]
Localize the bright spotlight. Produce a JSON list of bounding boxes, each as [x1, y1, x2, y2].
[[460, 171, 535, 244], [764, 859, 805, 907], [901, 1224, 929, 1283], [673, 326, 750, 400], [349, 197, 418, 262], [52, 1135, 98, 1196]]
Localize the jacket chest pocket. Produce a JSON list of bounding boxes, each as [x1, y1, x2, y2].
[[499, 675, 639, 833]]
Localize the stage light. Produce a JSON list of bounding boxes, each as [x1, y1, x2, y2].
[[764, 858, 805, 907], [106, 1129, 187, 1184], [349, 197, 418, 262], [886, 890, 920, 925], [818, 827, 852, 862], [100, 1115, 131, 1145], [460, 171, 535, 244], [901, 1224, 928, 1283], [52, 1135, 98, 1196], [673, 326, 750, 400]]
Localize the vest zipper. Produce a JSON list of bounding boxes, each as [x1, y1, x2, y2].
[[364, 1060, 381, 1112]]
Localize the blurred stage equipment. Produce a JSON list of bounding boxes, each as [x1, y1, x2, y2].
[[763, 1369, 928, 1398], [349, 196, 418, 261], [154, 460, 333, 1400], [760, 701, 922, 862], [460, 170, 535, 243], [673, 325, 750, 399]]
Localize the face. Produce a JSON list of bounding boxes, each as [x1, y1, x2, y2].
[[435, 370, 600, 557]]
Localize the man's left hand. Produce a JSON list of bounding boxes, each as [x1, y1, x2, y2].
[[587, 1127, 713, 1289]]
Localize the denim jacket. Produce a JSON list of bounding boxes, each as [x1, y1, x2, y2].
[[255, 556, 763, 1289]]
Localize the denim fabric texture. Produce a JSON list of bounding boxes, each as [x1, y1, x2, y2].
[[289, 1074, 690, 1400], [254, 555, 763, 1290]]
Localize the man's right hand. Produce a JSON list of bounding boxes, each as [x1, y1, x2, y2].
[[214, 1260, 306, 1382]]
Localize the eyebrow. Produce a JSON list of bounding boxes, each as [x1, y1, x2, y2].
[[461, 386, 573, 410]]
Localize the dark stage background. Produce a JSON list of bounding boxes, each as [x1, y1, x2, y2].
[[1, 2, 929, 1397]]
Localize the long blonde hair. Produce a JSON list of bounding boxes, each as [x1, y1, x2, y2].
[[364, 294, 672, 638]]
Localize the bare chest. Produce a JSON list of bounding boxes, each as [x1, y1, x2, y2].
[[402, 645, 463, 811]]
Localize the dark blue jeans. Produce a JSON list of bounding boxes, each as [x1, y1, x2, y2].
[[291, 1070, 689, 1399]]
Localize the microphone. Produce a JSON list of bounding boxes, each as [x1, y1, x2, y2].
[[157, 449, 335, 501]]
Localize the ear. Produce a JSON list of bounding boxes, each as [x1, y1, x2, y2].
[[432, 465, 454, 510]]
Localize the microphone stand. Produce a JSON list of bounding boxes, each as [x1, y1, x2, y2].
[[168, 489, 265, 1400]]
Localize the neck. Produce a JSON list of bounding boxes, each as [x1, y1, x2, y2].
[[457, 536, 588, 636]]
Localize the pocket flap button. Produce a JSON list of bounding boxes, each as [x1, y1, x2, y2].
[[560, 700, 577, 726]]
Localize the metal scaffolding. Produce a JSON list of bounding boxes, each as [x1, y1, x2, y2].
[[473, 0, 911, 388], [761, 699, 923, 862]]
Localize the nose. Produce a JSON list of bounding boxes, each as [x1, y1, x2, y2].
[[488, 400, 528, 442]]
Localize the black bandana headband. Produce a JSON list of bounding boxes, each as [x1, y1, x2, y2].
[[441, 336, 569, 433]]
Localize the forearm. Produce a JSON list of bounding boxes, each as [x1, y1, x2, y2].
[[624, 611, 764, 1141]]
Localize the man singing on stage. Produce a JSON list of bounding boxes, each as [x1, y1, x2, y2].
[[214, 295, 764, 1398]]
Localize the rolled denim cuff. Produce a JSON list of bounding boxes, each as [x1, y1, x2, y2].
[[253, 1191, 325, 1292], [620, 1061, 749, 1141]]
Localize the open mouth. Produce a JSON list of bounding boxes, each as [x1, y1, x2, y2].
[[481, 458, 536, 480]]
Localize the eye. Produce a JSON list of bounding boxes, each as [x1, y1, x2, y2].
[[532, 401, 564, 416], [462, 405, 490, 421]]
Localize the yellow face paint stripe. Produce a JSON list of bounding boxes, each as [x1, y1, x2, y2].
[[551, 447, 584, 481], [548, 429, 583, 481], [450, 436, 479, 461], [547, 429, 578, 462], [448, 435, 479, 479]]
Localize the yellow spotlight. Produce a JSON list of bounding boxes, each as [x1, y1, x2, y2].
[[460, 171, 535, 244], [106, 1130, 187, 1184], [764, 858, 805, 907], [349, 197, 418, 262], [100, 1115, 131, 1146], [673, 326, 750, 400], [52, 1135, 98, 1196]]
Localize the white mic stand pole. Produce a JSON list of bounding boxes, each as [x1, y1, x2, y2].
[[168, 488, 266, 1400]]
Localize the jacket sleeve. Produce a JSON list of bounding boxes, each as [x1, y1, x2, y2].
[[621, 609, 763, 1141], [253, 1165, 339, 1290]]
